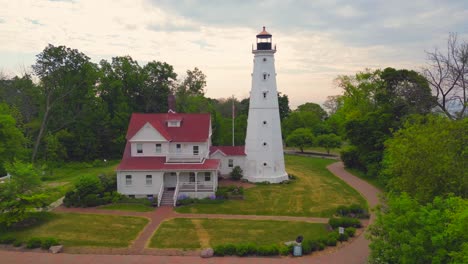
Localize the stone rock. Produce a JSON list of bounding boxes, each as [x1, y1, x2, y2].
[[200, 248, 214, 258], [49, 245, 63, 254]]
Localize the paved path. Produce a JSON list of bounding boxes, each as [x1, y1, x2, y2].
[[1, 161, 381, 263]]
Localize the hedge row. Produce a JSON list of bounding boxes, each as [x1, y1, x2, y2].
[[328, 217, 362, 229], [336, 204, 369, 219], [212, 228, 357, 257], [0, 235, 59, 249]]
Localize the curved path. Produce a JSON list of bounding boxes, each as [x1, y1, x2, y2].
[[0, 161, 381, 264]]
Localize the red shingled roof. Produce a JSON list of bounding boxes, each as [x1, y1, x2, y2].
[[126, 113, 211, 142], [210, 146, 246, 156], [117, 143, 220, 171]]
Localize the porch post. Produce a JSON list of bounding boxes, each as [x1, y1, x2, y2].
[[195, 172, 198, 193], [212, 171, 215, 192], [176, 172, 180, 188]]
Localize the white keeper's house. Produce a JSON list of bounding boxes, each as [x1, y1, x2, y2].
[[116, 112, 246, 206], [116, 27, 288, 206]]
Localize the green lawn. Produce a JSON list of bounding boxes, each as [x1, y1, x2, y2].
[[1, 212, 148, 247], [176, 155, 367, 217], [39, 161, 119, 204], [99, 203, 155, 212], [150, 218, 329, 249]]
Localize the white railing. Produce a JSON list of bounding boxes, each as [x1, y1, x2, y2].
[[173, 183, 180, 207], [178, 181, 214, 192], [157, 182, 164, 207], [165, 151, 207, 163]]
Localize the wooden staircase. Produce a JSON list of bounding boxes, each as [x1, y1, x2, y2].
[[160, 190, 175, 206]]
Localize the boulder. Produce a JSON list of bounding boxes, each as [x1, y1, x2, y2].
[[200, 248, 214, 258], [49, 245, 63, 254]]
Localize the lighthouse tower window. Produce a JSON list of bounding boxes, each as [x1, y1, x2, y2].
[[263, 91, 267, 99], [263, 142, 267, 146], [263, 73, 267, 80], [263, 162, 267, 166], [263, 120, 267, 125]]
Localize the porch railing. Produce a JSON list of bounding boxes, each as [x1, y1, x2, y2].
[[157, 182, 164, 207], [165, 151, 206, 163], [178, 181, 214, 192]]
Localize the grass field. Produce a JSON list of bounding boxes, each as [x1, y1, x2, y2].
[[1, 212, 148, 247], [39, 161, 119, 204], [99, 203, 155, 212], [149, 218, 329, 249], [175, 155, 367, 217]]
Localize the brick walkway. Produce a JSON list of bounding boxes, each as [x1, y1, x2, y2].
[[1, 161, 381, 263]]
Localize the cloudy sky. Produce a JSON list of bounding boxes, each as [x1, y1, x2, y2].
[[0, 0, 467, 108]]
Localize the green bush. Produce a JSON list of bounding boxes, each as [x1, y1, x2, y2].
[[336, 205, 349, 216], [257, 244, 279, 256], [317, 242, 325, 250], [0, 235, 16, 244], [230, 166, 243, 181], [340, 146, 364, 170], [213, 245, 226, 256], [279, 245, 291, 256], [26, 237, 42, 249], [326, 232, 339, 246], [338, 232, 349, 242], [235, 243, 256, 256], [345, 227, 356, 237], [224, 244, 237, 255], [41, 237, 59, 249], [328, 217, 362, 229], [13, 240, 22, 247]]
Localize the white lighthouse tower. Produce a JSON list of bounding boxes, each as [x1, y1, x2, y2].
[[244, 27, 288, 183]]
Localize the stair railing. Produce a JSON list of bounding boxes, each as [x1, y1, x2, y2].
[[157, 182, 164, 207], [173, 179, 180, 207]]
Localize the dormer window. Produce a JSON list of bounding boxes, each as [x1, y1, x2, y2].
[[136, 143, 143, 154], [167, 120, 181, 127]]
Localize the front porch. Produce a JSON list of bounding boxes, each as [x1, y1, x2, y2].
[[158, 171, 218, 206]]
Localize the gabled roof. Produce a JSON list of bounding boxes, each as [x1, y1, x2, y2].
[[117, 143, 220, 171], [210, 146, 246, 156], [126, 113, 211, 142]]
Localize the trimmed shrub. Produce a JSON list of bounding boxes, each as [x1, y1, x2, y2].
[[13, 240, 22, 247], [257, 244, 279, 256], [230, 166, 243, 181], [0, 235, 16, 244], [235, 243, 256, 256], [41, 237, 59, 249], [223, 244, 237, 255], [26, 237, 42, 249], [302, 239, 315, 254], [213, 245, 226, 256], [317, 242, 325, 250], [345, 227, 356, 237], [326, 232, 339, 246], [338, 232, 349, 242], [336, 205, 349, 216], [279, 245, 291, 256], [328, 217, 362, 229]]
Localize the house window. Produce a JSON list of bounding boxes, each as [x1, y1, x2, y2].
[[147, 194, 153, 198], [170, 172, 176, 176], [189, 172, 195, 182], [126, 175, 132, 185], [193, 145, 199, 155], [146, 175, 152, 185], [204, 172, 211, 181], [176, 144, 181, 153], [136, 144, 143, 154], [228, 159, 234, 168], [155, 144, 162, 153], [263, 58, 267, 62], [129, 195, 135, 198]]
